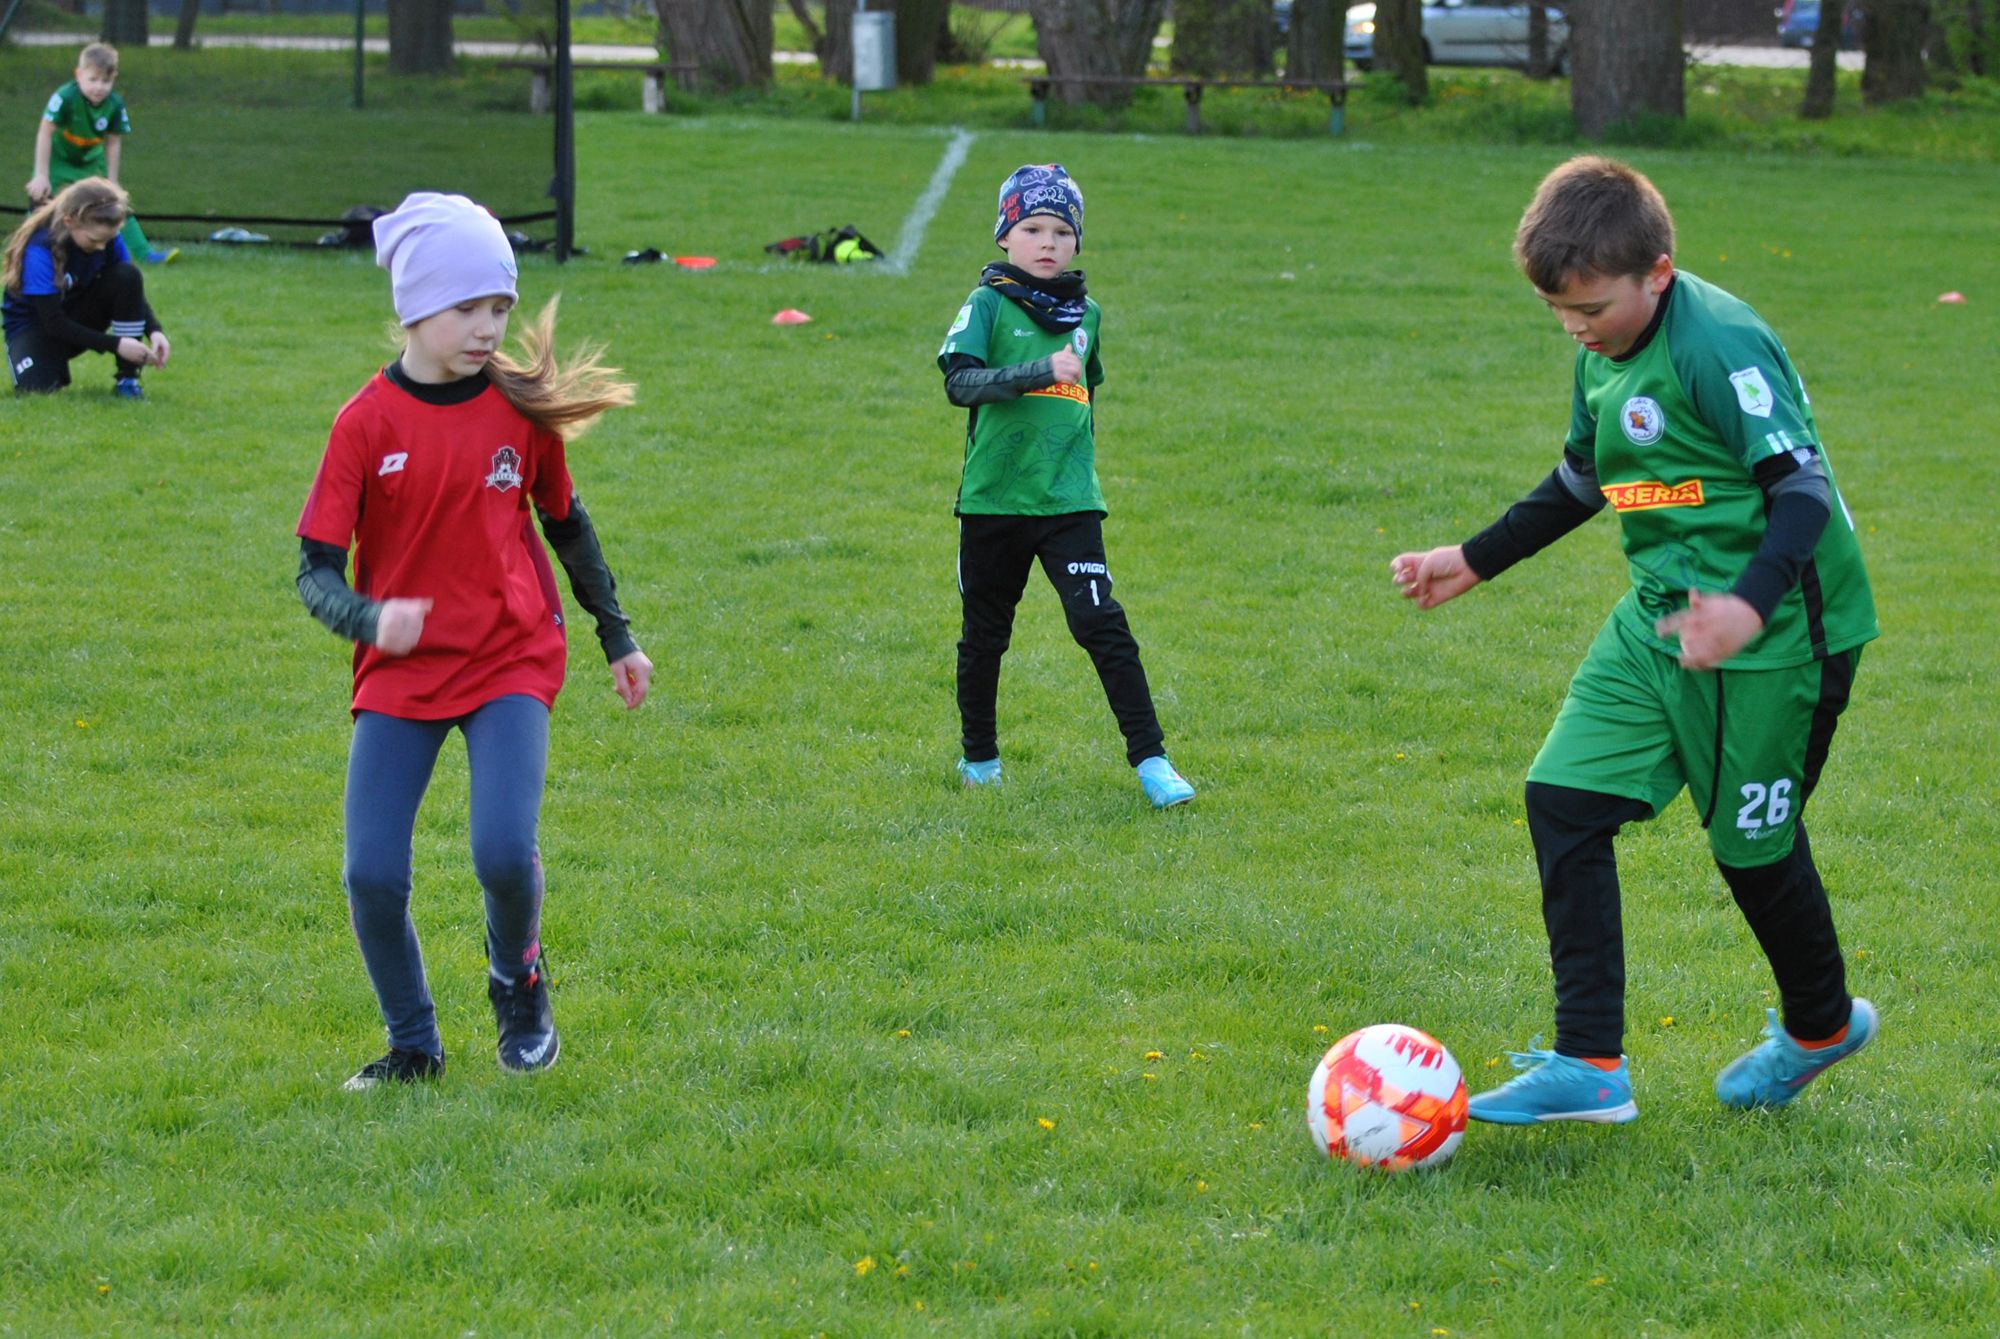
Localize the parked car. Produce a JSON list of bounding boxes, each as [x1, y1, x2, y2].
[[1344, 1, 1569, 73], [1776, 1, 1864, 49]]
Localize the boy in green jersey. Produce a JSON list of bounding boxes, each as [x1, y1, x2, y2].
[[24, 44, 172, 264], [1392, 156, 1879, 1123], [937, 163, 1194, 809]]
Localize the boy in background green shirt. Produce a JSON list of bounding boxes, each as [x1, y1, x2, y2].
[[25, 43, 173, 264], [1393, 155, 1879, 1125], [937, 163, 1194, 809]]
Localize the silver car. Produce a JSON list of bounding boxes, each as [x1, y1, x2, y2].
[[1344, 1, 1570, 74]]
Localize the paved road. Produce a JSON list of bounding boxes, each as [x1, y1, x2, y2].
[[10, 29, 1863, 70]]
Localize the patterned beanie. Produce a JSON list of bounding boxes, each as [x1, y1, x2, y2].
[[373, 192, 519, 327], [994, 163, 1085, 252]]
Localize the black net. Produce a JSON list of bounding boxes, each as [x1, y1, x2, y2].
[[2, 2, 560, 248]]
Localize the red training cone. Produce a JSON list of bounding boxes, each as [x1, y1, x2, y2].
[[771, 309, 813, 325]]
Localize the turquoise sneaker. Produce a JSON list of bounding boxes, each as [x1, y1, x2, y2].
[[1466, 1041, 1637, 1125], [956, 756, 1001, 787], [1715, 997, 1878, 1110], [1136, 755, 1194, 809]]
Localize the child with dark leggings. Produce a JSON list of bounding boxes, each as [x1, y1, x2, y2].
[[295, 193, 651, 1090]]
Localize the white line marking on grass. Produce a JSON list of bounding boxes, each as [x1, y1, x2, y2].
[[885, 129, 975, 276]]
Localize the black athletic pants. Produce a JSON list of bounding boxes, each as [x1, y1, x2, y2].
[[6, 261, 147, 393], [956, 511, 1166, 767], [1527, 653, 1856, 1058]]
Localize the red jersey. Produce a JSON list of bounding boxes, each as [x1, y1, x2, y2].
[[297, 370, 574, 719]]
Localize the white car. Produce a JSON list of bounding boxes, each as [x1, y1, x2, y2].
[[1345, 1, 1569, 74]]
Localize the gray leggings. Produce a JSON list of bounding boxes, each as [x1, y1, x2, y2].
[[343, 694, 549, 1056]]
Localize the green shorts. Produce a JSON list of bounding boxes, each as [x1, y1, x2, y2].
[[1528, 612, 1860, 868]]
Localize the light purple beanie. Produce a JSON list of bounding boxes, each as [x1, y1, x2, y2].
[[373, 192, 519, 326]]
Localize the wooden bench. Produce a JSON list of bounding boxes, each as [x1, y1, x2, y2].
[[498, 61, 700, 114], [1024, 74, 1349, 136]]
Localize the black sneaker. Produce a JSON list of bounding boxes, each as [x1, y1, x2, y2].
[[489, 953, 560, 1074], [343, 1046, 444, 1091]]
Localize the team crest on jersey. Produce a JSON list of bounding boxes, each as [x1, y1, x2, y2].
[[485, 446, 524, 491], [1729, 366, 1775, 418], [1620, 396, 1665, 445]]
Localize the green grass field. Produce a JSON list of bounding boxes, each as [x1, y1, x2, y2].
[[4, 63, 1998, 1336]]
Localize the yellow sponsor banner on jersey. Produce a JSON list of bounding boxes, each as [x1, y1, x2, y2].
[[1024, 382, 1089, 405], [1601, 479, 1705, 512]]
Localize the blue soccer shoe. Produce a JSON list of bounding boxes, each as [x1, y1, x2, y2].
[[1467, 1041, 1637, 1125], [1715, 997, 1878, 1110]]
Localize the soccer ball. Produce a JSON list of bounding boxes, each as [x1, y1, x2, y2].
[[1307, 1023, 1468, 1171]]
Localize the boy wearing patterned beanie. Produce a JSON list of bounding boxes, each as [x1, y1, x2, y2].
[[937, 163, 1194, 809]]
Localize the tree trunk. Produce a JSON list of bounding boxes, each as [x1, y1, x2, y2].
[[656, 0, 772, 89], [388, 0, 455, 75], [897, 0, 952, 84], [823, 0, 854, 81], [1800, 0, 1842, 117], [1286, 0, 1342, 80], [1029, 0, 1171, 103], [1567, 0, 1682, 138], [1969, 0, 1989, 76], [172, 0, 201, 51], [101, 0, 148, 46], [1525, 3, 1553, 79], [1862, 0, 1929, 102], [1172, 0, 1275, 77], [1374, 0, 1428, 102]]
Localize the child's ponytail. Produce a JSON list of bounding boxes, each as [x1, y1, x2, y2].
[[3, 177, 130, 297], [484, 297, 636, 440]]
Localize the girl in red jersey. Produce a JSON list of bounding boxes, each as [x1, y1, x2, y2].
[[295, 192, 651, 1090]]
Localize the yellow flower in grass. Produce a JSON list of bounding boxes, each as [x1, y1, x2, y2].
[[854, 1255, 876, 1277], [1144, 1050, 1164, 1062], [1037, 1116, 1055, 1131], [895, 1028, 911, 1038], [1142, 1072, 1158, 1082], [1658, 1016, 1674, 1028], [1312, 1024, 1329, 1035]]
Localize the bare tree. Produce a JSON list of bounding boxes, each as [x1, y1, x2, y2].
[[1567, 0, 1682, 137], [1525, 3, 1554, 79], [1863, 0, 1930, 101], [656, 0, 772, 89], [1029, 0, 1171, 103], [172, 0, 201, 52], [786, 0, 827, 62], [896, 0, 953, 84], [1172, 0, 1276, 77], [1286, 0, 1343, 80], [1373, 0, 1428, 103], [388, 0, 455, 74], [101, 0, 147, 46], [1801, 0, 1843, 117]]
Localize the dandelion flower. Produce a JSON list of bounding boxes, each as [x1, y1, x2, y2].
[[1037, 1117, 1055, 1131], [855, 1256, 876, 1277], [1144, 1050, 1163, 1062]]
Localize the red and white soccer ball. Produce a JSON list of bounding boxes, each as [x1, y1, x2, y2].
[[1307, 1023, 1469, 1172]]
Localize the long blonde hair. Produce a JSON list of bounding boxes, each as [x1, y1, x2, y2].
[[483, 296, 636, 439], [3, 177, 131, 297]]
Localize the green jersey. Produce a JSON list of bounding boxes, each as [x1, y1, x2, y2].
[[42, 81, 132, 172], [937, 283, 1106, 516], [1568, 271, 1877, 669]]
